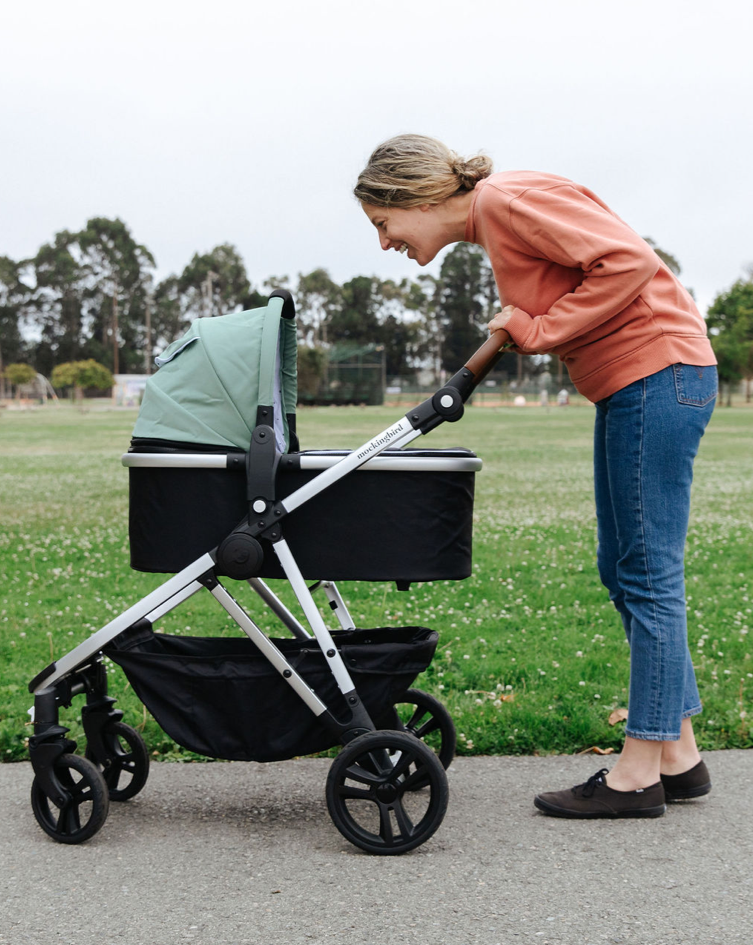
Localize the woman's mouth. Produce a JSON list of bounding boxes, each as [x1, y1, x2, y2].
[[397, 242, 408, 254]]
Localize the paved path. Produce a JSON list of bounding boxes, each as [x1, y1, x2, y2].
[[1, 751, 751, 945]]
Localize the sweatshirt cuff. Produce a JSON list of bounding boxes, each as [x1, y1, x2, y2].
[[505, 307, 536, 352]]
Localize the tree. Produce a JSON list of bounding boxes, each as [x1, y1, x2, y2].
[[707, 277, 753, 404], [178, 244, 254, 321], [0, 256, 31, 398], [436, 243, 497, 372], [28, 219, 155, 376], [27, 231, 89, 376], [329, 276, 381, 345], [4, 363, 37, 403], [51, 359, 114, 403], [77, 217, 156, 374], [296, 346, 326, 401], [296, 269, 341, 346]]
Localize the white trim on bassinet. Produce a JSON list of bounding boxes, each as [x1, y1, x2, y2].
[[121, 452, 483, 473]]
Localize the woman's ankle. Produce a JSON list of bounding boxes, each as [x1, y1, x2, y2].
[[660, 719, 701, 775], [660, 749, 702, 776]]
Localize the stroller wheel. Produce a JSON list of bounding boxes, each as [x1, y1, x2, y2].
[[85, 721, 150, 802], [382, 688, 456, 778], [31, 754, 109, 844], [325, 730, 449, 855]]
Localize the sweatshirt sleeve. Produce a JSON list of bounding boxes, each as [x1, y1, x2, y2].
[[502, 186, 660, 353]]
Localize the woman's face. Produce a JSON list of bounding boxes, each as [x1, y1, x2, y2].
[[361, 202, 448, 267]]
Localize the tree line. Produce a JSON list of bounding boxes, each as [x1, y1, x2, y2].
[[0, 216, 750, 401], [0, 217, 503, 389]]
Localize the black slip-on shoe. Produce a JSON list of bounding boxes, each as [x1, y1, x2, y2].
[[660, 759, 712, 801], [534, 768, 667, 819]]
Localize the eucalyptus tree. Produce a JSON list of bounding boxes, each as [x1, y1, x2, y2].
[[436, 243, 497, 372], [178, 244, 257, 321], [27, 218, 155, 375]]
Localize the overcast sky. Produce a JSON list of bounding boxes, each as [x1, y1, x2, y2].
[[3, 0, 751, 315]]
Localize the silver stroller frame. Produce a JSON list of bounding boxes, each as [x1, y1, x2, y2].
[[27, 297, 510, 855]]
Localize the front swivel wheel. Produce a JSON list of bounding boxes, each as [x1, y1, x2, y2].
[[31, 754, 109, 844], [325, 730, 449, 855], [86, 721, 149, 801]]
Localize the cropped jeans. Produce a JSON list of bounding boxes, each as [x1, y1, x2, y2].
[[594, 363, 717, 741]]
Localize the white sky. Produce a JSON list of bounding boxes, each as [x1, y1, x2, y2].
[[2, 0, 751, 315]]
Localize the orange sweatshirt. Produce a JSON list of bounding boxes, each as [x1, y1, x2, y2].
[[465, 172, 715, 402]]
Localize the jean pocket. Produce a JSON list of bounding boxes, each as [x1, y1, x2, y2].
[[673, 364, 718, 407]]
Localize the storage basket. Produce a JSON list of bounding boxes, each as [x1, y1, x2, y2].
[[105, 624, 438, 762]]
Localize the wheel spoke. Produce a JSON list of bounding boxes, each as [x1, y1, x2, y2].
[[391, 799, 416, 839], [388, 750, 418, 784], [72, 785, 93, 804], [344, 762, 382, 786], [378, 804, 394, 846], [412, 717, 440, 740], [400, 761, 431, 792], [61, 801, 82, 835], [336, 784, 373, 801], [406, 706, 429, 730]]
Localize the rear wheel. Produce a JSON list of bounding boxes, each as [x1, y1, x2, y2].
[[31, 754, 109, 844], [379, 688, 456, 785], [326, 730, 449, 855]]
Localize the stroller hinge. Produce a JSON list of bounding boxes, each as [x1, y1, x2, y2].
[[246, 423, 281, 509], [320, 690, 375, 744], [407, 367, 477, 434]]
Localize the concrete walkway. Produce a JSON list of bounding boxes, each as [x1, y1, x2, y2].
[[1, 750, 751, 945]]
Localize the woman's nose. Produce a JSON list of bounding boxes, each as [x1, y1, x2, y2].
[[379, 232, 392, 251]]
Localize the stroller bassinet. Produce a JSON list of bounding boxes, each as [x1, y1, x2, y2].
[[27, 290, 511, 855]]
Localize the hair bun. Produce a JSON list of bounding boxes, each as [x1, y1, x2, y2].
[[452, 154, 494, 190]]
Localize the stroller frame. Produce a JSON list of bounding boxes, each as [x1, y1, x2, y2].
[[27, 290, 510, 855]]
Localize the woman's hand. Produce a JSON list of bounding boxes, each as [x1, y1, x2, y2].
[[487, 305, 515, 333]]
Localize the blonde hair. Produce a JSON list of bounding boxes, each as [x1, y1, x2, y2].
[[354, 134, 493, 208]]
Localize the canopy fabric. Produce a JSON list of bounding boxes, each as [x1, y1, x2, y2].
[[132, 298, 297, 450]]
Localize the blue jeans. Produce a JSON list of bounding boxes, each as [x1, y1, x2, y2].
[[594, 364, 717, 741]]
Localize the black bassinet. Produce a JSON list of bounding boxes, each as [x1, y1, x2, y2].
[[126, 445, 479, 582]]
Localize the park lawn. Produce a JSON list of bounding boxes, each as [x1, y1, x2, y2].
[[1, 401, 751, 761]]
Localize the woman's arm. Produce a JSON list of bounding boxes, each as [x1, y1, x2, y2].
[[498, 186, 661, 353]]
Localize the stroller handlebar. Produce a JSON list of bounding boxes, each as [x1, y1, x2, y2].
[[463, 328, 512, 388], [405, 328, 513, 434]]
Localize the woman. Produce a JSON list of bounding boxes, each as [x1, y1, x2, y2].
[[355, 135, 717, 818]]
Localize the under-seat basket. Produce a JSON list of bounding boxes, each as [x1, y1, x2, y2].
[[105, 624, 438, 762]]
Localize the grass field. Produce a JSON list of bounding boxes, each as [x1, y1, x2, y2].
[[1, 400, 752, 762]]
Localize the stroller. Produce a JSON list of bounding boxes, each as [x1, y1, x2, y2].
[[27, 290, 509, 855]]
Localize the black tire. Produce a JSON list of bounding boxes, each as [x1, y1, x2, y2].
[[382, 688, 456, 775], [86, 721, 150, 801], [325, 730, 449, 855], [31, 754, 109, 844]]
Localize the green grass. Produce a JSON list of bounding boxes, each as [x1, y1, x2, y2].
[[1, 400, 752, 761]]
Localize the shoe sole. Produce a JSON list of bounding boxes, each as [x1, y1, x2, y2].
[[664, 782, 712, 802], [534, 796, 667, 819]]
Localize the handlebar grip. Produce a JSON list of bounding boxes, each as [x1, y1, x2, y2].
[[464, 329, 512, 382]]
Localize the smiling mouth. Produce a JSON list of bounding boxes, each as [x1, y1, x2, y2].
[[397, 242, 408, 254]]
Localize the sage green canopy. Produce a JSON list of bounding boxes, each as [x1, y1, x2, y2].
[[132, 297, 297, 450]]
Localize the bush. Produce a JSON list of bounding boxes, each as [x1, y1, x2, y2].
[[51, 360, 114, 400]]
